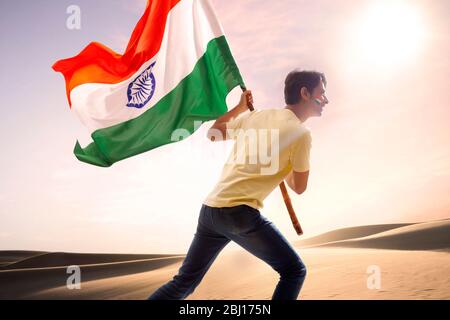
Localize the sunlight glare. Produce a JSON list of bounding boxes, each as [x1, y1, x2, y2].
[[354, 1, 426, 67]]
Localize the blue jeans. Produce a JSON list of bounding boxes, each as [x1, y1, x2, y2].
[[147, 204, 307, 300]]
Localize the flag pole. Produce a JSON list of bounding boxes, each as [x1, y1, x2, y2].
[[240, 86, 303, 235]]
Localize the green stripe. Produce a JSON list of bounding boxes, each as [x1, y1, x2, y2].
[[74, 35, 245, 167]]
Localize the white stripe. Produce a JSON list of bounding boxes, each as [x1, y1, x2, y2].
[[70, 0, 224, 133]]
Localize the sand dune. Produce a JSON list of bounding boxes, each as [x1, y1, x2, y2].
[[0, 254, 185, 299], [0, 250, 48, 267], [1, 218, 449, 300], [294, 223, 415, 247], [0, 252, 181, 270], [301, 220, 450, 251]]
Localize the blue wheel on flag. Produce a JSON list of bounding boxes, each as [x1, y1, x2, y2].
[[126, 61, 156, 109]]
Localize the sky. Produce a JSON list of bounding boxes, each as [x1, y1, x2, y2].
[[0, 0, 449, 254]]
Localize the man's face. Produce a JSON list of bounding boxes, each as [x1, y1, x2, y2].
[[305, 80, 329, 117]]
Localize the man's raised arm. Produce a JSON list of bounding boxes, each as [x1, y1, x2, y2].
[[207, 90, 253, 142]]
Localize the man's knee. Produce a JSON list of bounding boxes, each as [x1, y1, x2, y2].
[[279, 259, 307, 280]]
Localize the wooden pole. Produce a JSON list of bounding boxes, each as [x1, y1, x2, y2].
[[240, 86, 303, 235]]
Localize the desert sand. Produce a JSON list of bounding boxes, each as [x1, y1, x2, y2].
[[1, 219, 449, 300]]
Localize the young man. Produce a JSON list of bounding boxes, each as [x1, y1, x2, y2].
[[148, 70, 329, 300]]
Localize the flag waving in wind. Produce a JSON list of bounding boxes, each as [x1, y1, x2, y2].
[[53, 0, 245, 167]]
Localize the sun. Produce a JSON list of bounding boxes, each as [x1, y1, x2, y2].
[[353, 1, 426, 67]]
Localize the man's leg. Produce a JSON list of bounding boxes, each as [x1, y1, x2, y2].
[[211, 206, 307, 300], [148, 205, 230, 300]]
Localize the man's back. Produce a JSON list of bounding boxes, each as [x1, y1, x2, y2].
[[203, 108, 312, 209]]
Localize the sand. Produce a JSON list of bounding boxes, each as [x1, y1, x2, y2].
[[1, 219, 449, 300]]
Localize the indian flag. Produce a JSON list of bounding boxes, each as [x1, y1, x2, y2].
[[53, 0, 245, 167]]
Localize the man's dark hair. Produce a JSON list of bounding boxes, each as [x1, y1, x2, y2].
[[284, 70, 327, 105]]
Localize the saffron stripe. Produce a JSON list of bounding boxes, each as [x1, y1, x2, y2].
[[52, 0, 182, 105]]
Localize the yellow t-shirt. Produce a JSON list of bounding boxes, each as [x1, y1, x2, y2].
[[203, 108, 312, 210]]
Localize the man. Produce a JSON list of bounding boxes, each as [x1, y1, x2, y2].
[[148, 70, 329, 300]]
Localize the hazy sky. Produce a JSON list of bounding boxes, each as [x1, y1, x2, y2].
[[0, 0, 449, 254]]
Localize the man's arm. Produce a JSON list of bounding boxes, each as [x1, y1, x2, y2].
[[285, 170, 309, 194], [207, 90, 253, 142], [286, 130, 312, 194]]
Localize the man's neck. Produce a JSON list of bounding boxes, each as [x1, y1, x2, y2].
[[285, 104, 310, 123]]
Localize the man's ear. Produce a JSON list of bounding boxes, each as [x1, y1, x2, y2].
[[300, 87, 310, 101]]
